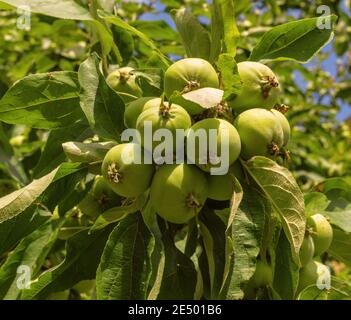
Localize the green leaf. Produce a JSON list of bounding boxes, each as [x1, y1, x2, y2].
[[273, 232, 299, 300], [224, 186, 268, 299], [96, 214, 152, 300], [0, 168, 59, 223], [98, 10, 170, 69], [131, 20, 178, 42], [20, 227, 112, 300], [297, 285, 329, 300], [314, 178, 351, 210], [304, 192, 330, 217], [0, 206, 51, 257], [249, 15, 337, 62], [0, 72, 84, 129], [141, 201, 165, 300], [184, 219, 199, 258], [171, 88, 224, 115], [7, 52, 42, 82], [216, 54, 242, 102], [221, 175, 243, 230], [57, 179, 93, 217], [0, 2, 13, 9], [209, 0, 223, 63], [296, 278, 350, 300], [9, 0, 120, 61], [111, 26, 134, 64], [90, 20, 122, 63], [216, 173, 244, 231], [135, 69, 163, 97], [33, 122, 91, 178], [234, 0, 252, 15], [244, 157, 305, 264], [0, 122, 13, 155], [199, 207, 228, 299], [215, 175, 245, 297], [326, 210, 351, 233], [78, 54, 125, 141], [0, 162, 87, 224], [328, 228, 351, 266], [217, 0, 240, 57], [198, 241, 211, 299], [329, 276, 351, 300], [210, 0, 240, 61], [90, 193, 148, 232], [97, 0, 115, 12], [0, 0, 92, 20], [315, 177, 351, 194], [0, 218, 65, 300], [158, 227, 197, 300], [0, 144, 28, 186], [39, 163, 88, 213], [171, 8, 211, 60]]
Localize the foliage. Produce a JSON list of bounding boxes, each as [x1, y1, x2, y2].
[[0, 0, 350, 300]]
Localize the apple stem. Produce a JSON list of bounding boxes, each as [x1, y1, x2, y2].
[[159, 101, 171, 118], [279, 149, 291, 162]]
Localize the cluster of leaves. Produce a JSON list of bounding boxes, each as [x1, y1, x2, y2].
[[0, 0, 350, 300]]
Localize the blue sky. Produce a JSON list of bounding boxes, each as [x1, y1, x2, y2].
[[139, 0, 351, 121]]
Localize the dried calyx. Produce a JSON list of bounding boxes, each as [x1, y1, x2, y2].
[[158, 99, 172, 118], [183, 80, 200, 93], [268, 142, 280, 156], [261, 76, 279, 99], [186, 193, 202, 210], [118, 70, 131, 83], [274, 104, 289, 114], [193, 101, 233, 123], [107, 163, 122, 183]]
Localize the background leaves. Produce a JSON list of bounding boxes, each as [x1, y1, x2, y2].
[[250, 15, 338, 62], [172, 8, 211, 60], [0, 0, 92, 20], [78, 54, 125, 141], [244, 157, 305, 264], [21, 227, 112, 300], [96, 214, 152, 300], [0, 72, 83, 129]]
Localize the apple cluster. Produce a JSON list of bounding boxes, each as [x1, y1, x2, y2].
[[100, 58, 290, 224]]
